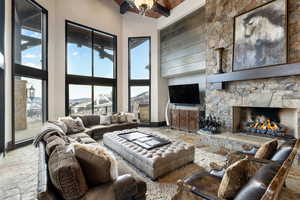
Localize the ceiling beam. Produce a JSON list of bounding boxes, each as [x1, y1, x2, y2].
[[152, 2, 170, 17], [120, 0, 135, 14]]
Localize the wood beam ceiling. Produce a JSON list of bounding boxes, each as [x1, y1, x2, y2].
[[114, 0, 185, 18]]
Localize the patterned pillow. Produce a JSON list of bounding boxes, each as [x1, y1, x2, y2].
[[59, 117, 85, 134], [100, 115, 112, 125], [111, 113, 120, 124], [48, 120, 68, 134], [125, 112, 139, 123], [218, 158, 249, 199], [45, 136, 66, 156], [118, 113, 127, 123], [48, 146, 88, 200], [255, 140, 278, 159], [74, 143, 118, 186]]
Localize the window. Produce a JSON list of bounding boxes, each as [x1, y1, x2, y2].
[[0, 0, 5, 153], [66, 21, 117, 115], [13, 0, 48, 145], [128, 37, 151, 122]]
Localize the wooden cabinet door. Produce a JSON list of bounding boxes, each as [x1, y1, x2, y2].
[[180, 110, 189, 131], [171, 109, 180, 129], [189, 110, 199, 132]]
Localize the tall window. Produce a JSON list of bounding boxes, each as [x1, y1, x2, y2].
[[128, 37, 151, 122], [0, 0, 5, 153], [66, 21, 117, 115], [13, 0, 48, 145]]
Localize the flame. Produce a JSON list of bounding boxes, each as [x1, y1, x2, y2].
[[248, 119, 280, 132]]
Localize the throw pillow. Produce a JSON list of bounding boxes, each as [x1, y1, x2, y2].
[[45, 136, 66, 156], [74, 143, 118, 187], [218, 158, 249, 199], [48, 146, 88, 200], [125, 112, 139, 123], [48, 120, 68, 134], [59, 117, 85, 134], [100, 115, 112, 125], [111, 113, 119, 124], [75, 117, 86, 129], [255, 139, 278, 159], [118, 113, 127, 123]]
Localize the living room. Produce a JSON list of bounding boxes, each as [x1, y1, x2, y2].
[[0, 0, 300, 199]]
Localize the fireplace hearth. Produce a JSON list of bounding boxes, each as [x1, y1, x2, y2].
[[233, 106, 297, 139]]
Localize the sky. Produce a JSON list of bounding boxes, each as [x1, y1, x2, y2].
[[21, 28, 150, 100]]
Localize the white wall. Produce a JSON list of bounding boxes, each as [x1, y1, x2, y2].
[[121, 13, 168, 122]]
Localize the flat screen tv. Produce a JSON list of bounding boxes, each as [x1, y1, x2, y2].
[[168, 84, 200, 105]]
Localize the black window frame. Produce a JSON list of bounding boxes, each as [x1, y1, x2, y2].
[[0, 0, 5, 154], [128, 36, 151, 123], [11, 0, 48, 148], [65, 20, 118, 116]]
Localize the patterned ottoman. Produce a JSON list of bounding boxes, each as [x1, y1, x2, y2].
[[103, 129, 195, 180]]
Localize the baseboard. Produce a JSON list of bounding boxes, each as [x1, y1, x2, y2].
[[138, 121, 167, 127], [150, 121, 167, 127], [6, 139, 34, 151]]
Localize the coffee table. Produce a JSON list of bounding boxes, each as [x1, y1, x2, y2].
[[103, 129, 195, 180]]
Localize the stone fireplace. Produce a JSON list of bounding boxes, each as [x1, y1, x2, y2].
[[232, 106, 298, 139], [205, 0, 300, 140]]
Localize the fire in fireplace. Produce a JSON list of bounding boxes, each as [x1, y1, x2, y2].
[[233, 107, 297, 139], [245, 119, 286, 136]]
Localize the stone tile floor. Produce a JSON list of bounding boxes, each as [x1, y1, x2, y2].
[[0, 127, 300, 200]]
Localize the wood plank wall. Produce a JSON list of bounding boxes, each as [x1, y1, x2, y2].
[[160, 7, 206, 78]]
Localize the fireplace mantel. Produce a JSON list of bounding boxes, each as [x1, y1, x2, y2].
[[207, 63, 300, 89]]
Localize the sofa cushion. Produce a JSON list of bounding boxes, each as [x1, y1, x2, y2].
[[234, 163, 280, 200], [77, 137, 97, 144], [251, 162, 280, 186], [45, 136, 66, 156], [59, 117, 85, 134], [100, 115, 112, 125], [74, 144, 118, 187], [86, 115, 101, 127], [234, 182, 266, 200], [271, 146, 292, 163], [255, 139, 278, 159], [218, 158, 249, 199], [119, 113, 127, 123], [111, 113, 119, 124], [48, 146, 88, 200], [125, 113, 139, 123], [72, 115, 100, 127]]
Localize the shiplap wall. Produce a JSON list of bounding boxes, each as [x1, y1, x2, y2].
[[160, 7, 206, 78]]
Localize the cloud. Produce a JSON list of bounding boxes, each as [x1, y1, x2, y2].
[[72, 51, 79, 56], [23, 53, 39, 59]]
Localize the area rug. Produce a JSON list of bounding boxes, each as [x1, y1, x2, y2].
[[100, 140, 205, 200]]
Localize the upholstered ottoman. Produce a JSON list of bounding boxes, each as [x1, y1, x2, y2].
[[103, 129, 195, 180]]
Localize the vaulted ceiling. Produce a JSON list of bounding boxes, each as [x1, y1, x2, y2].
[[113, 0, 185, 18]]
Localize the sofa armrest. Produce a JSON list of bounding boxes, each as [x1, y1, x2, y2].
[[113, 174, 138, 200]]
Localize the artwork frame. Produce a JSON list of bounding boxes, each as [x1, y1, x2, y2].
[[232, 0, 288, 72]]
